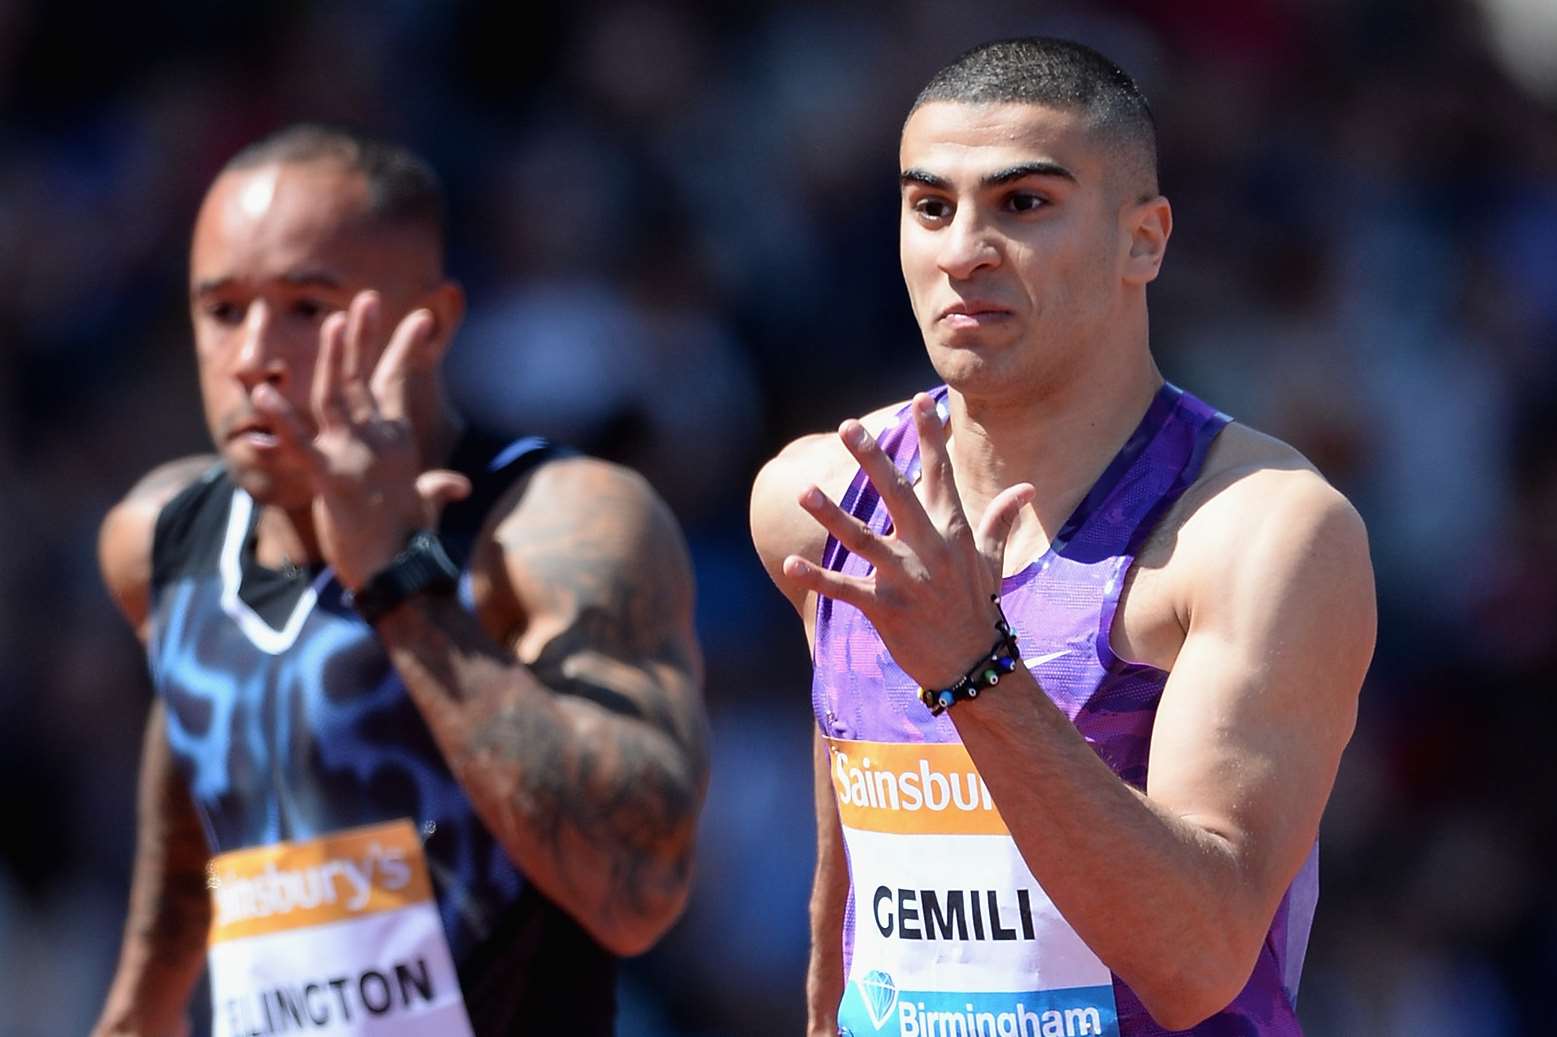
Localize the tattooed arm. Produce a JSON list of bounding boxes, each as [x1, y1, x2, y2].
[[93, 703, 214, 1037], [374, 455, 709, 956], [94, 457, 217, 1037]]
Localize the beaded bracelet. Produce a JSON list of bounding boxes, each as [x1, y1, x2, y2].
[[918, 595, 1021, 717]]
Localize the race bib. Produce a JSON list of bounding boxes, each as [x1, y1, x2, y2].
[[206, 819, 474, 1036], [827, 738, 1119, 1037]]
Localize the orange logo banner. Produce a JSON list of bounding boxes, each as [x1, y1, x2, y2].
[[207, 818, 433, 944], [826, 738, 1011, 836]]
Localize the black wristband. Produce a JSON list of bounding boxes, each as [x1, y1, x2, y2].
[[342, 531, 460, 625], [918, 596, 1021, 717]]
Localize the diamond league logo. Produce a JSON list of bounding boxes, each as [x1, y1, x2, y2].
[[857, 970, 898, 1029]]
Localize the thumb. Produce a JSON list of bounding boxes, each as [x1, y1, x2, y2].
[[415, 469, 472, 525], [975, 482, 1036, 581]]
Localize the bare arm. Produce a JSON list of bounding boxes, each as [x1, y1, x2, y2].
[[807, 731, 848, 1037], [751, 429, 882, 1036], [374, 457, 709, 957], [94, 703, 213, 1037], [950, 470, 1372, 1026], [93, 456, 217, 1037]]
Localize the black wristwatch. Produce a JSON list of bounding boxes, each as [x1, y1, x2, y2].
[[343, 531, 460, 625]]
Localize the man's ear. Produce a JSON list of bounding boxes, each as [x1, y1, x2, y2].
[[1122, 195, 1172, 286], [418, 279, 467, 355]]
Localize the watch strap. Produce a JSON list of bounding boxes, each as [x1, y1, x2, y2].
[[343, 530, 460, 625]]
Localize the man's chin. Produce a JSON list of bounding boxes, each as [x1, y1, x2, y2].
[[225, 460, 313, 510], [927, 341, 1005, 383]]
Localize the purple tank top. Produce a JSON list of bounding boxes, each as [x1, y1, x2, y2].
[[813, 383, 1315, 1036]]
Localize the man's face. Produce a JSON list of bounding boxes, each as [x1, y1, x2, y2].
[[898, 101, 1143, 395], [188, 160, 439, 508]]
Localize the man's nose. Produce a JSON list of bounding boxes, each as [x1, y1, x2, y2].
[[937, 211, 1002, 281], [232, 302, 287, 390]]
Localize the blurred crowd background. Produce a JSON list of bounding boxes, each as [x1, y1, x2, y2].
[[2, 0, 1554, 1034]]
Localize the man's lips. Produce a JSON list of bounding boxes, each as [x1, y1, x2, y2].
[[226, 419, 280, 448], [939, 301, 1012, 328]]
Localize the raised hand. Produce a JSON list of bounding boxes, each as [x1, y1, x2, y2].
[[783, 393, 1035, 691], [253, 290, 470, 589]]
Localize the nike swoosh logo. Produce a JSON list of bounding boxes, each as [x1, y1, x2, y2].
[[1024, 648, 1071, 668]]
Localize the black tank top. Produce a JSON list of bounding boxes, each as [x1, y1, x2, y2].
[[149, 431, 618, 1034]]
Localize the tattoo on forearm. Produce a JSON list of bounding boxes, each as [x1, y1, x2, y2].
[[386, 467, 706, 934], [136, 779, 212, 956], [123, 715, 212, 990], [466, 687, 698, 919]]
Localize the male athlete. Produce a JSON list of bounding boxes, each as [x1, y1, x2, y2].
[[92, 126, 708, 1036], [751, 38, 1374, 1036]]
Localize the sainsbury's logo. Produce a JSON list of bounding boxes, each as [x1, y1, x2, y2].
[[206, 819, 434, 943], [834, 750, 994, 814], [826, 738, 1010, 836], [211, 844, 412, 928]]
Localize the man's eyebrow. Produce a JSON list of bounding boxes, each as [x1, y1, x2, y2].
[[983, 162, 1077, 186], [900, 169, 950, 192], [191, 270, 344, 295], [898, 162, 1078, 192], [278, 269, 344, 289]]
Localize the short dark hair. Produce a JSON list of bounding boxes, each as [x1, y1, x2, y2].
[[911, 37, 1159, 195], [221, 124, 447, 260]]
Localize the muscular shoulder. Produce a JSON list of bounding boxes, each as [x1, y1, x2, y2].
[[98, 455, 219, 638], [1161, 422, 1373, 646], [750, 401, 906, 616], [473, 455, 697, 663], [1177, 423, 1367, 560]]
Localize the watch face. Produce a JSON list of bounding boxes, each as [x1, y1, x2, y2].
[[399, 533, 460, 591], [416, 532, 461, 582]]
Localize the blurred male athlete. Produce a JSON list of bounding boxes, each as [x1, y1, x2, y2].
[[752, 38, 1374, 1036], [93, 125, 708, 1036]]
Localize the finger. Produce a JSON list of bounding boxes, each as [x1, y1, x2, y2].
[[370, 308, 436, 422], [415, 469, 473, 525], [911, 392, 966, 524], [975, 481, 1036, 579], [311, 312, 352, 430], [341, 291, 381, 421], [782, 554, 878, 613], [798, 485, 899, 571], [252, 383, 325, 476], [838, 419, 939, 548]]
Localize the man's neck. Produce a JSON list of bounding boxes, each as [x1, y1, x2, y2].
[[945, 353, 1164, 563], [254, 504, 321, 574]]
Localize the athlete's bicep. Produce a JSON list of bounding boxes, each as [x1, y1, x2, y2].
[[1145, 471, 1374, 913], [484, 456, 704, 751], [751, 435, 837, 616], [751, 407, 906, 625]]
